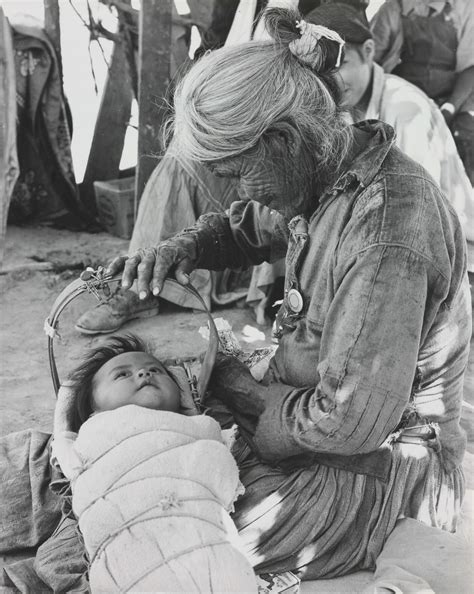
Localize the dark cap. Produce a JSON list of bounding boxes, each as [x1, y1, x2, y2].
[[306, 2, 373, 45]]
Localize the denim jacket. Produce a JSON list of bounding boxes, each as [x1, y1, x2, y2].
[[195, 121, 471, 478]]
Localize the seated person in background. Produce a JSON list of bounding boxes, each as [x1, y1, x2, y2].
[[306, 2, 474, 257], [370, 0, 474, 184], [51, 334, 257, 593]]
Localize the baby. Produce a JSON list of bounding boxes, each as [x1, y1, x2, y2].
[[51, 335, 257, 593]]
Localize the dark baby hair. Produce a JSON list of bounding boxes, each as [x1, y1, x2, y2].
[[68, 334, 150, 432]]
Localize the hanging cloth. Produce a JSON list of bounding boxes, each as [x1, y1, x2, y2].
[[8, 15, 87, 225], [0, 8, 19, 267]]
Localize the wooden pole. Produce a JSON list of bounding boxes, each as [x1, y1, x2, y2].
[[80, 38, 133, 215], [0, 8, 19, 268], [118, 6, 139, 100], [135, 0, 172, 213], [44, 0, 62, 79]]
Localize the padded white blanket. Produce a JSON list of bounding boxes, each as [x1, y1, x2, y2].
[[71, 405, 257, 593]]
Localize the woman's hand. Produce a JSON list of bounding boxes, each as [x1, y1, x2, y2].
[[106, 233, 200, 299], [208, 353, 266, 438]]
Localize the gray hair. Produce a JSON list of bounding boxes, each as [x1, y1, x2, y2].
[[167, 8, 352, 183]]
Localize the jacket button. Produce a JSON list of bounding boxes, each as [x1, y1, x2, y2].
[[287, 289, 304, 313]]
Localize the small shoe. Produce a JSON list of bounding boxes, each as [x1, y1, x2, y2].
[[75, 289, 159, 335]]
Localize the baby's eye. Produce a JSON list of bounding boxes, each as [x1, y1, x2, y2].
[[149, 367, 161, 374], [115, 371, 129, 379]]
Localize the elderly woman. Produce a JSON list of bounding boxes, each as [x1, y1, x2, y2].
[[108, 8, 471, 579]]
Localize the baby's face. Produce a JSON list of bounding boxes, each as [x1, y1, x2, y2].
[[92, 351, 181, 414]]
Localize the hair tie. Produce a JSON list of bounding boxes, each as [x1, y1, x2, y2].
[[289, 19, 345, 69]]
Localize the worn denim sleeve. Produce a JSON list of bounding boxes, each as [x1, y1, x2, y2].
[[195, 200, 289, 270], [253, 244, 433, 460]]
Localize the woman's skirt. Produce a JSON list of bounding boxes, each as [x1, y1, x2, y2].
[[232, 440, 464, 579]]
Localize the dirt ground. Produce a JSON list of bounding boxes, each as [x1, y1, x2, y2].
[[0, 224, 272, 436]]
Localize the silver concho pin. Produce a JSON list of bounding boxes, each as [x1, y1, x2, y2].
[[287, 288, 304, 313]]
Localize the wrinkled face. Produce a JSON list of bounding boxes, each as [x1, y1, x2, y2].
[[338, 45, 372, 108], [92, 352, 181, 414], [207, 139, 312, 221]]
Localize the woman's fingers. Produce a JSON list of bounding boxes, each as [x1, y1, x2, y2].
[[136, 248, 158, 298], [121, 253, 141, 290], [118, 245, 175, 297], [106, 255, 128, 276], [174, 259, 192, 286], [114, 236, 198, 297], [151, 245, 175, 295]]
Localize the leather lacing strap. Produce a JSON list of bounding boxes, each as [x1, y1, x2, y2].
[[45, 268, 219, 403]]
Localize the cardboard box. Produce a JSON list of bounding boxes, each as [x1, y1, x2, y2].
[[94, 177, 135, 239], [256, 571, 301, 594]]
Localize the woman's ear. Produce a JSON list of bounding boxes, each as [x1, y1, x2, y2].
[[264, 121, 302, 160], [363, 39, 375, 63]]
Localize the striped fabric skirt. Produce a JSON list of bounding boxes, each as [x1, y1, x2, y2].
[[232, 439, 464, 579]]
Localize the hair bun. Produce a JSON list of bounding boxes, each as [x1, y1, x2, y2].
[[264, 8, 345, 74], [263, 7, 301, 44]]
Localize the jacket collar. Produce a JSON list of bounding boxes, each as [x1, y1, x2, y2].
[[321, 120, 396, 203]]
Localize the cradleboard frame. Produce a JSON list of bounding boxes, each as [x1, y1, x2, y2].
[[44, 267, 219, 402]]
